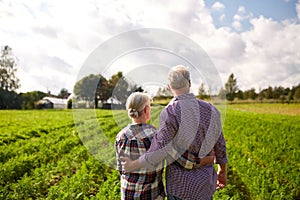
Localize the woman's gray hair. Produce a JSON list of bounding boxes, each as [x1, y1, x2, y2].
[[126, 92, 151, 118], [168, 65, 190, 90]]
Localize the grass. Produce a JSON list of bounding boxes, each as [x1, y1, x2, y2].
[[228, 103, 300, 116], [0, 103, 299, 199]]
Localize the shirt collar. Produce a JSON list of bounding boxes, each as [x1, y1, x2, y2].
[[174, 93, 196, 101]]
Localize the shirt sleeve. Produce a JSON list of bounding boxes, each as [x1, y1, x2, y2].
[[139, 107, 179, 169], [210, 105, 228, 164], [214, 131, 228, 164], [115, 139, 124, 173]]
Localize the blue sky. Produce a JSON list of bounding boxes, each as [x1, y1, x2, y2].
[[207, 0, 299, 30], [0, 0, 299, 95], [207, 0, 298, 20]]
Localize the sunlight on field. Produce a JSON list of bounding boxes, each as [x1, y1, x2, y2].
[[228, 103, 300, 116], [0, 105, 299, 199]]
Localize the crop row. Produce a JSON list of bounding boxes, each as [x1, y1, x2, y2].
[[0, 128, 81, 186], [0, 109, 120, 199], [1, 106, 298, 199], [2, 145, 88, 199], [214, 109, 300, 199], [0, 110, 75, 145]]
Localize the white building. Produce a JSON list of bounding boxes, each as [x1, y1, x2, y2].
[[40, 97, 68, 109]]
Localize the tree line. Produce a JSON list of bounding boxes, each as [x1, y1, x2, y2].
[[202, 73, 300, 103], [73, 72, 143, 108], [155, 73, 300, 103], [0, 45, 72, 109], [0, 45, 144, 109], [1, 45, 299, 109]]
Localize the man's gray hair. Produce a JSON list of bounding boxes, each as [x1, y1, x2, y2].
[[168, 65, 190, 90]]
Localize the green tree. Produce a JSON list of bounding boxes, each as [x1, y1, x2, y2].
[[264, 86, 273, 99], [236, 90, 244, 100], [0, 90, 22, 109], [108, 71, 123, 102], [258, 87, 264, 102], [218, 87, 226, 100], [243, 88, 257, 100], [198, 83, 207, 100], [0, 45, 20, 91], [287, 91, 293, 102], [73, 72, 142, 108], [58, 88, 70, 99], [95, 76, 111, 108], [294, 87, 300, 100], [225, 73, 238, 101], [249, 88, 257, 100], [109, 72, 143, 105], [74, 74, 108, 108], [156, 87, 172, 97], [21, 91, 46, 109], [273, 86, 285, 99], [0, 45, 22, 109]]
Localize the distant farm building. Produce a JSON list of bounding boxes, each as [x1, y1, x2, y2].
[[37, 97, 68, 109], [101, 97, 124, 109]]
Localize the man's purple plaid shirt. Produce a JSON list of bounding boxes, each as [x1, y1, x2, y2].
[[139, 93, 228, 200]]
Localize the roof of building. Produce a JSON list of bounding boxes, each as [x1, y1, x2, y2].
[[42, 97, 68, 105]]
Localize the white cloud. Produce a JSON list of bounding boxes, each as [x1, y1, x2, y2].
[[238, 16, 300, 90], [238, 6, 246, 14], [219, 14, 226, 22], [232, 6, 253, 31], [0, 0, 299, 95], [297, 0, 300, 20], [232, 20, 242, 31], [211, 2, 225, 11]]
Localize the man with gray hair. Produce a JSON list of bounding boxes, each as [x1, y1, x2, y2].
[[121, 65, 228, 200]]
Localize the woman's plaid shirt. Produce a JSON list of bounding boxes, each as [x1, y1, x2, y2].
[[115, 124, 165, 200]]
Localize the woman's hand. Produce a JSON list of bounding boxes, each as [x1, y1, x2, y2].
[[217, 163, 227, 189], [217, 171, 227, 189], [120, 157, 141, 173]]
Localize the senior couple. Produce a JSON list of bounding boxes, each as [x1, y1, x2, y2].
[[115, 65, 228, 200]]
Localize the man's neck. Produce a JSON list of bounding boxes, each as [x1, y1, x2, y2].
[[172, 88, 190, 97]]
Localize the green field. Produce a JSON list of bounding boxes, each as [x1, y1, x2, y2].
[[0, 104, 299, 199]]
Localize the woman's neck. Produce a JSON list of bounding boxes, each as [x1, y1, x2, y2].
[[132, 117, 146, 124]]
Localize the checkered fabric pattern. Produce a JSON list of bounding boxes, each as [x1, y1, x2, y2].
[[115, 124, 165, 200], [139, 93, 228, 200]]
